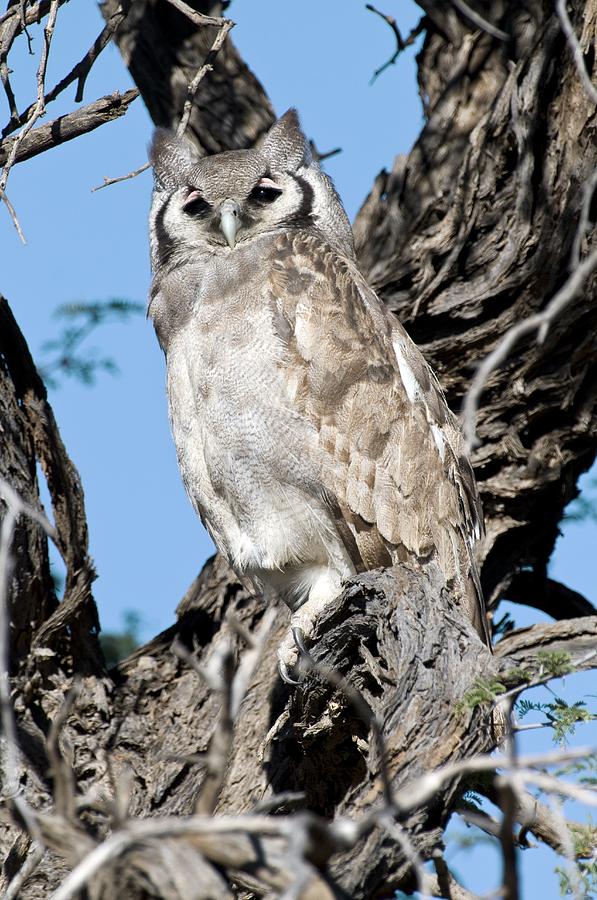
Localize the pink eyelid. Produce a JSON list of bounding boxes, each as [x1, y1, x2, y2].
[[256, 177, 280, 189], [183, 189, 204, 206]]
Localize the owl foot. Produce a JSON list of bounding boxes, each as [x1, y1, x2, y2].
[[277, 626, 312, 684]]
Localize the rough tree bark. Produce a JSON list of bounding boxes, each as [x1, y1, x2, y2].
[[1, 1, 596, 897]]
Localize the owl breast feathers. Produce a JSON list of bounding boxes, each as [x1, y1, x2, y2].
[[148, 109, 490, 659]]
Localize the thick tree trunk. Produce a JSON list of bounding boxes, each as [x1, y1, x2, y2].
[[1, 1, 596, 897]]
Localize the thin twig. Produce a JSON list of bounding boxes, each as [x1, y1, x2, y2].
[[0, 186, 25, 242], [382, 815, 430, 897], [521, 770, 597, 807], [91, 161, 150, 193], [49, 814, 303, 900], [0, 0, 66, 35], [2, 4, 126, 139], [161, 0, 227, 28], [496, 647, 597, 706], [392, 746, 596, 812], [172, 608, 275, 815], [0, 18, 20, 124], [554, 0, 597, 106], [46, 680, 81, 820], [176, 14, 233, 138], [461, 242, 597, 450], [0, 0, 60, 235], [4, 844, 45, 900], [545, 796, 583, 900], [91, 9, 233, 191], [572, 168, 597, 266], [48, 742, 597, 900], [497, 696, 521, 900], [365, 4, 424, 83], [450, 0, 510, 42]]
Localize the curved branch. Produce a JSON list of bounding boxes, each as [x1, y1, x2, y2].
[[495, 616, 597, 673], [505, 572, 596, 620]]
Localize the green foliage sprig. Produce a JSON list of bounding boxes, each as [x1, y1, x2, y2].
[[39, 299, 144, 388], [517, 697, 595, 746]]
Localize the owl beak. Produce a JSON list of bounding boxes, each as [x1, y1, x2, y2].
[[219, 199, 241, 249]]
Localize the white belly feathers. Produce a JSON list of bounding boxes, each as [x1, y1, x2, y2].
[[164, 289, 354, 609]]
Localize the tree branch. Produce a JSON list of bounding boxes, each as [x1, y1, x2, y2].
[[462, 241, 597, 451], [505, 572, 596, 620], [0, 89, 139, 167], [2, 3, 127, 138], [495, 616, 597, 673]]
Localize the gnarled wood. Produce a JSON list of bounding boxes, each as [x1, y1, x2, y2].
[[2, 0, 597, 897]]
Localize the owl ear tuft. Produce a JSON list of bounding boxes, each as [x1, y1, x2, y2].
[[260, 109, 312, 172], [149, 129, 200, 190]]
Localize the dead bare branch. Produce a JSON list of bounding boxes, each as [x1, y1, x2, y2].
[[430, 852, 480, 900], [0, 89, 139, 167], [2, 4, 126, 139], [3, 844, 45, 900], [462, 239, 597, 450], [172, 608, 276, 815], [90, 8, 232, 190], [0, 477, 56, 853], [365, 4, 424, 83], [450, 0, 510, 41], [0, 0, 60, 233], [161, 0, 228, 29], [0, 187, 25, 243], [91, 161, 150, 193], [176, 15, 234, 138], [555, 0, 597, 106]]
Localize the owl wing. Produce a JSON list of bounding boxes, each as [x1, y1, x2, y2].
[[269, 231, 489, 644]]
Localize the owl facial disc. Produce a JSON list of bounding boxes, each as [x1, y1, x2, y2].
[[219, 198, 241, 249]]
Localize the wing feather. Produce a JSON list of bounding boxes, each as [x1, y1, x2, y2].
[[269, 231, 489, 644]]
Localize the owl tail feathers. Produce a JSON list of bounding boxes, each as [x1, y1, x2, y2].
[[465, 563, 493, 650]]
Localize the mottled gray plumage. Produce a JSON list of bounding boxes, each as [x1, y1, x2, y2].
[[148, 110, 490, 671]]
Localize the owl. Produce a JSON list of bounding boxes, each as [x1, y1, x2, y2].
[[148, 109, 490, 679]]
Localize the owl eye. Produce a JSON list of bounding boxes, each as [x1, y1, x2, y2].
[[183, 190, 210, 216], [249, 178, 282, 203]]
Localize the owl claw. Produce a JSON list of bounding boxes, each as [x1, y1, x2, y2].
[[278, 658, 301, 685], [291, 626, 310, 658]]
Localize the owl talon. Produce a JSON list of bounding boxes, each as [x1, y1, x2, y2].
[[291, 626, 310, 658], [278, 658, 301, 685]]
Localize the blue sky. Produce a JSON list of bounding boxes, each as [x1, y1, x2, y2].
[[1, 2, 595, 896]]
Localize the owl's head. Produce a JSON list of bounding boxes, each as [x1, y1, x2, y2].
[[149, 109, 354, 271]]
